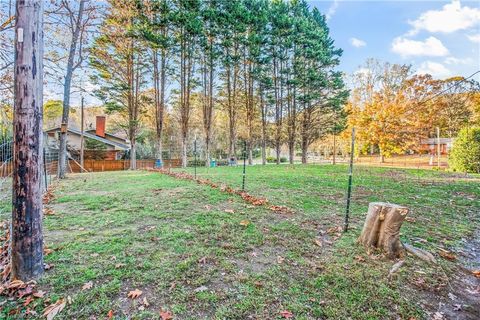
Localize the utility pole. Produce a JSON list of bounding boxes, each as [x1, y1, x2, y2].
[[436, 127, 440, 169], [12, 0, 44, 280], [80, 95, 85, 170]]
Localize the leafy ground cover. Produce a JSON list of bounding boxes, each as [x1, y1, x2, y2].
[[0, 165, 479, 319]]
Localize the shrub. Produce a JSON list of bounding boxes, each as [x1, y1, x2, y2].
[[266, 156, 288, 163], [187, 159, 205, 167], [449, 127, 480, 173], [266, 156, 276, 163]]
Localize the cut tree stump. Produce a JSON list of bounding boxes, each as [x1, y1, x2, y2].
[[358, 202, 409, 259]]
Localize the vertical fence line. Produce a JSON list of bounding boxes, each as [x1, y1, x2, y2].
[[344, 127, 355, 232]]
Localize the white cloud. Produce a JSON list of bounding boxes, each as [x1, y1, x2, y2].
[[354, 67, 371, 76], [350, 37, 366, 48], [416, 61, 451, 79], [467, 33, 480, 43], [408, 0, 480, 35], [444, 56, 473, 65], [391, 36, 449, 58], [326, 0, 340, 21]]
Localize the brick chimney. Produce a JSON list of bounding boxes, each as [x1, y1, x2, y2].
[[96, 116, 106, 138]]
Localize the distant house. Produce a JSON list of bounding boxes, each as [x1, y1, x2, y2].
[[419, 138, 453, 155], [45, 116, 130, 160]]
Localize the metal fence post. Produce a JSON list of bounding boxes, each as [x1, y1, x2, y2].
[[194, 138, 197, 179], [242, 140, 247, 191], [344, 127, 356, 232]]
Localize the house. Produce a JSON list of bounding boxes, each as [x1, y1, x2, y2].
[[419, 138, 453, 155], [45, 116, 130, 160]]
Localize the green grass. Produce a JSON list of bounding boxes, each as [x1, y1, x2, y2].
[[0, 165, 478, 319]]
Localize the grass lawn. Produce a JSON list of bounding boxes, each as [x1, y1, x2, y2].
[[0, 165, 479, 319]]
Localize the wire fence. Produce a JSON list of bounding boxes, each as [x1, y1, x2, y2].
[[164, 126, 478, 257]]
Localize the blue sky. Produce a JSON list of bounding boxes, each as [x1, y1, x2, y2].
[[308, 0, 480, 81]]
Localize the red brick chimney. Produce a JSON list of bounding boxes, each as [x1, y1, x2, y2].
[[96, 116, 106, 138]]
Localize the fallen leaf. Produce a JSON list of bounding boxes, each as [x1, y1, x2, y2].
[[280, 310, 293, 318], [438, 250, 456, 261], [239, 220, 250, 227], [82, 281, 93, 291], [277, 256, 285, 264], [355, 255, 366, 262], [159, 309, 173, 320], [127, 289, 142, 299], [107, 310, 114, 319], [7, 279, 25, 290], [472, 270, 480, 278], [314, 239, 322, 247], [43, 299, 66, 320], [143, 297, 150, 307], [224, 209, 235, 214], [33, 290, 45, 298], [23, 296, 33, 307], [194, 285, 208, 293]]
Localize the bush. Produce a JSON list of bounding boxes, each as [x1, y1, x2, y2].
[[187, 159, 205, 167], [266, 156, 276, 163], [449, 127, 480, 173], [266, 156, 288, 163]]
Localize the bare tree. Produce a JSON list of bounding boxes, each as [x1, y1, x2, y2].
[[12, 0, 44, 280], [47, 0, 97, 178]]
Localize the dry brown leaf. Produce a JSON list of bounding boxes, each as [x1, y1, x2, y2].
[[277, 256, 285, 264], [127, 289, 142, 299], [43, 299, 66, 320], [143, 297, 150, 307], [224, 209, 235, 214], [239, 220, 250, 227], [7, 279, 25, 289], [314, 239, 322, 247], [438, 250, 456, 261], [355, 255, 366, 262], [82, 281, 93, 291], [159, 309, 173, 320], [23, 296, 33, 307], [107, 310, 114, 318], [280, 310, 293, 318], [472, 270, 480, 278]]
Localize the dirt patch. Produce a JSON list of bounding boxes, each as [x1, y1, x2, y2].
[[417, 231, 480, 320]]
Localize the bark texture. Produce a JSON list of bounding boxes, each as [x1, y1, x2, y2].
[[12, 0, 44, 280], [358, 202, 409, 259]]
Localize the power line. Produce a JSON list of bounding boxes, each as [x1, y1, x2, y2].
[[418, 70, 480, 107]]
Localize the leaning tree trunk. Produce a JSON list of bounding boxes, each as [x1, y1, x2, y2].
[[12, 0, 44, 280], [358, 202, 409, 259]]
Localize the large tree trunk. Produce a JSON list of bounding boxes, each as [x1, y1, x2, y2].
[[12, 0, 44, 280], [153, 49, 165, 164], [358, 202, 409, 259], [260, 88, 267, 165], [58, 0, 85, 179], [301, 138, 308, 164], [181, 134, 187, 168]]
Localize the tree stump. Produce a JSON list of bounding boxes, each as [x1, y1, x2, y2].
[[358, 202, 409, 259]]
